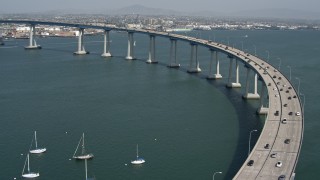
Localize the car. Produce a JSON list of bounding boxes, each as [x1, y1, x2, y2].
[[262, 63, 265, 65], [288, 96, 292, 100], [284, 139, 291, 144], [278, 175, 286, 180], [264, 143, 270, 149], [296, 112, 301, 116], [276, 161, 283, 167], [288, 87, 292, 89], [275, 94, 279, 97], [273, 75, 277, 78], [288, 112, 293, 115], [286, 90, 289, 93], [263, 70, 268, 74], [284, 104, 288, 107], [275, 111, 279, 116], [277, 82, 280, 85], [293, 95, 297, 98], [271, 153, 277, 158], [247, 160, 254, 166], [274, 69, 278, 72], [268, 83, 271, 86], [278, 77, 282, 80], [282, 118, 287, 124], [280, 88, 283, 91], [247, 53, 250, 56]]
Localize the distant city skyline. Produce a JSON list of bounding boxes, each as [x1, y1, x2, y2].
[[1, 0, 320, 14]]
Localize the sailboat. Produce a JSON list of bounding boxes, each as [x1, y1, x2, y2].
[[29, 131, 47, 154], [131, 144, 145, 165], [22, 154, 40, 178], [73, 133, 94, 160]]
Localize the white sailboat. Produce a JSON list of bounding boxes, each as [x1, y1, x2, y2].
[[22, 154, 40, 178], [73, 133, 94, 160], [29, 131, 47, 154], [131, 144, 145, 165]]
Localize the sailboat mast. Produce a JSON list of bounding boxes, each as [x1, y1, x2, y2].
[[85, 159, 88, 180], [34, 131, 38, 149], [82, 133, 85, 154], [136, 144, 139, 159], [27, 154, 30, 173]]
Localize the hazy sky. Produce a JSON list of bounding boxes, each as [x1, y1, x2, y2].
[[1, 0, 320, 13]]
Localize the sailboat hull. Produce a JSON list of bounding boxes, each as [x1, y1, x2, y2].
[[22, 172, 40, 178], [131, 158, 145, 164], [30, 148, 47, 154], [73, 153, 94, 160]]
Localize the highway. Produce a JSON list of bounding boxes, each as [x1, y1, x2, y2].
[[0, 20, 304, 179]]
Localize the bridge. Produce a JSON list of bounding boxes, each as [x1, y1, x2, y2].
[[0, 20, 304, 179]]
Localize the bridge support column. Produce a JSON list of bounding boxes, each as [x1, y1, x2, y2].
[[74, 28, 88, 55], [243, 71, 260, 99], [168, 38, 180, 68], [125, 32, 135, 60], [101, 30, 112, 57], [187, 43, 201, 73], [207, 50, 222, 79], [257, 83, 269, 114], [227, 57, 241, 88], [146, 35, 157, 64], [25, 24, 41, 49]]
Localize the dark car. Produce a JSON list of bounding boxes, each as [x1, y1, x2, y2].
[[282, 118, 287, 124], [275, 111, 279, 116], [273, 75, 277, 78], [293, 95, 297, 98], [278, 175, 286, 180], [288, 87, 292, 89], [247, 160, 254, 166], [284, 139, 291, 144], [271, 153, 277, 158], [268, 83, 271, 86], [286, 90, 289, 93], [288, 96, 292, 100], [289, 112, 293, 115], [280, 88, 283, 91], [278, 77, 282, 80], [284, 104, 288, 107], [264, 143, 270, 149]]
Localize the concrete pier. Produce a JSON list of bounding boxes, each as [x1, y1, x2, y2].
[[207, 49, 222, 79], [74, 28, 88, 55], [146, 35, 157, 64], [187, 43, 201, 73], [243, 68, 260, 99], [25, 24, 41, 49], [227, 57, 241, 88], [101, 30, 112, 57], [125, 32, 135, 60], [168, 38, 180, 68]]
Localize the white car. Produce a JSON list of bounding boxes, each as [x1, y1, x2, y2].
[[296, 112, 301, 116], [276, 161, 283, 167]]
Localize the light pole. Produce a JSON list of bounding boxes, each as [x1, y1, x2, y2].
[[300, 93, 305, 115], [253, 45, 256, 56], [248, 129, 258, 156], [287, 66, 292, 81], [213, 171, 222, 180], [296, 77, 300, 95], [265, 50, 269, 62], [277, 58, 282, 71]]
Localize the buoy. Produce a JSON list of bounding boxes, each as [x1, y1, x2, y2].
[[20, 154, 23, 156], [155, 138, 157, 141], [125, 163, 127, 166], [69, 159, 71, 161]]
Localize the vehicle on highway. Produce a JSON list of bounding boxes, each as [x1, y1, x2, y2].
[[286, 90, 289, 93], [296, 112, 301, 116], [293, 95, 297, 98], [247, 160, 254, 166], [284, 104, 288, 107], [275, 111, 279, 116], [285, 139, 291, 144], [282, 118, 287, 124], [264, 143, 270, 149], [268, 83, 271, 86], [271, 153, 277, 158], [288, 86, 292, 89], [273, 75, 277, 78], [278, 175, 286, 180], [289, 112, 293, 115], [276, 161, 283, 167], [288, 96, 292, 100]]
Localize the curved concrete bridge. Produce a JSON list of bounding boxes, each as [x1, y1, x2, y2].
[[0, 20, 304, 179]]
